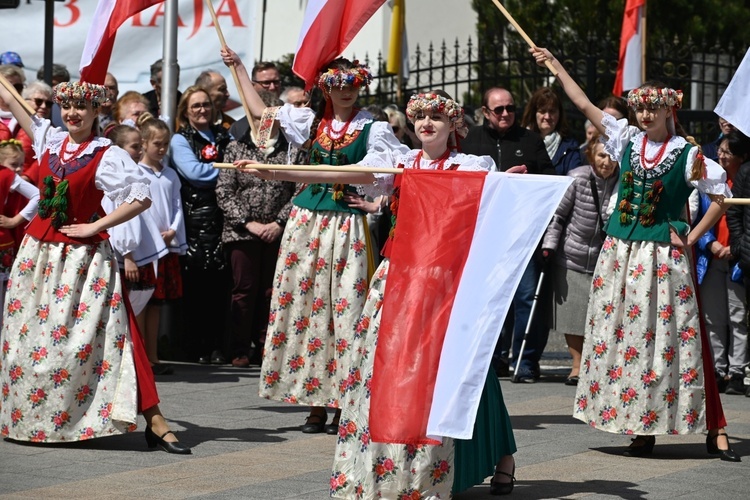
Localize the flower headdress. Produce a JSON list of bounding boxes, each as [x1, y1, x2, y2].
[[53, 81, 109, 108], [0, 138, 24, 151], [626, 87, 683, 110], [317, 61, 372, 92], [406, 93, 467, 137]]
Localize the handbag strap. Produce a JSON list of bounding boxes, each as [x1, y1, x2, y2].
[[589, 174, 606, 240]]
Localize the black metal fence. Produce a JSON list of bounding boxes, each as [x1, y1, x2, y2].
[[359, 35, 748, 145]]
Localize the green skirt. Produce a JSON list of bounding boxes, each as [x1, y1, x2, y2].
[[453, 370, 517, 493]]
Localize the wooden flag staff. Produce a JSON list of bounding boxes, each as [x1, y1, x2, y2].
[[203, 0, 259, 139], [0, 74, 37, 116], [489, 0, 558, 76], [213, 163, 404, 174]]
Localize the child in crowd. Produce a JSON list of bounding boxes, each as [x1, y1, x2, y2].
[[136, 116, 187, 375], [0, 139, 39, 326], [106, 124, 171, 375]]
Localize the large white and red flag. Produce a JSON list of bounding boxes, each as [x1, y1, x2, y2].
[[715, 47, 750, 138], [293, 0, 388, 88], [369, 170, 572, 444], [613, 0, 646, 96], [80, 0, 164, 84]]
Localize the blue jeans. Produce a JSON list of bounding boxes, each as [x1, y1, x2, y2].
[[492, 257, 548, 376]]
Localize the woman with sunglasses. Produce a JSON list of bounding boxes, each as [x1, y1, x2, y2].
[[0, 77, 190, 453], [170, 86, 232, 366]]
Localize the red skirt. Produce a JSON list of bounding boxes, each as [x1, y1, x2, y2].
[[152, 253, 183, 300]]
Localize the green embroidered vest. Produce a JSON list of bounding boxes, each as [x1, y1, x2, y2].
[[605, 140, 694, 243], [292, 121, 373, 214]]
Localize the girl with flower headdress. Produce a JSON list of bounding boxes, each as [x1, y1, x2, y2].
[[0, 78, 189, 454], [222, 47, 408, 434], [236, 90, 517, 498], [531, 47, 740, 461]]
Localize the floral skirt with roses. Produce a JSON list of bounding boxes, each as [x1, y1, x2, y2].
[[331, 259, 455, 500], [259, 207, 370, 407], [0, 236, 138, 442], [574, 236, 708, 435]]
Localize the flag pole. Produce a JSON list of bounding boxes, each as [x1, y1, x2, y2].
[[0, 74, 36, 115], [213, 163, 405, 174], [640, 1, 647, 83], [162, 0, 179, 133], [489, 0, 557, 76], [203, 0, 259, 139]]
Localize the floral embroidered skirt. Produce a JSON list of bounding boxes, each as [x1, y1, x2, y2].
[[331, 259, 455, 500], [0, 235, 138, 442], [574, 236, 707, 435], [259, 207, 370, 407]]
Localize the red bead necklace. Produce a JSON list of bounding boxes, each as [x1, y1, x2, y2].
[[60, 134, 94, 163], [640, 134, 671, 170], [327, 111, 357, 142], [412, 149, 452, 170]]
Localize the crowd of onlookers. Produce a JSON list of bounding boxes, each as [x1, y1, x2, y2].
[[2, 48, 749, 397]]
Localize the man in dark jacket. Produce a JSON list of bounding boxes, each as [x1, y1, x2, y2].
[[462, 87, 554, 382], [462, 87, 555, 174]]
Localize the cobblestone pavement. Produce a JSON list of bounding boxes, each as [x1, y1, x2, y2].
[[1, 342, 748, 499]]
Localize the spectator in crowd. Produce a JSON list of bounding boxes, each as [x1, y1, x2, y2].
[[107, 91, 150, 137], [36, 63, 70, 128], [170, 85, 231, 364], [217, 90, 297, 368], [703, 117, 736, 162], [0, 51, 24, 68], [364, 104, 388, 122], [0, 65, 33, 179], [462, 86, 554, 382], [522, 86, 583, 175], [580, 119, 596, 153], [195, 70, 234, 131], [384, 107, 413, 148], [598, 95, 634, 124], [143, 59, 182, 120], [542, 131, 619, 385], [280, 86, 309, 108], [22, 81, 53, 120], [720, 131, 750, 396], [229, 62, 282, 141], [250, 61, 281, 97], [99, 72, 119, 134]]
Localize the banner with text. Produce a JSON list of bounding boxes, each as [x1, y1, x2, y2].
[[0, 0, 257, 95]]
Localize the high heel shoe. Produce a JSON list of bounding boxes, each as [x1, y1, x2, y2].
[[706, 432, 741, 462], [489, 461, 515, 495], [623, 435, 655, 457], [145, 426, 192, 454]]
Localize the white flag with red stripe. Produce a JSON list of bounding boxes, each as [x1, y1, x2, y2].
[[80, 0, 164, 84], [292, 0, 387, 89], [370, 170, 572, 444], [715, 47, 750, 138], [613, 0, 646, 96]]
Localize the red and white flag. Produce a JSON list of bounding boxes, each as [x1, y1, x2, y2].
[[715, 47, 750, 138], [613, 0, 646, 96], [79, 0, 163, 84], [292, 0, 388, 89], [369, 170, 572, 444]]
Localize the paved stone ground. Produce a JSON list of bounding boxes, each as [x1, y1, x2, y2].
[[1, 343, 749, 499]]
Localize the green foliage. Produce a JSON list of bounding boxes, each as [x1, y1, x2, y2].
[[271, 53, 305, 89]]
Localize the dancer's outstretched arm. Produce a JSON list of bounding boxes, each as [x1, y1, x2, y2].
[[0, 75, 34, 138], [221, 47, 267, 120]]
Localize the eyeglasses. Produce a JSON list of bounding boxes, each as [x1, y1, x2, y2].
[[253, 79, 281, 89], [718, 148, 736, 157], [13, 83, 24, 93], [488, 104, 516, 115], [189, 102, 212, 111], [28, 97, 53, 108]]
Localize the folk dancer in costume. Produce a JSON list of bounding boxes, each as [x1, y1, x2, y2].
[[222, 47, 408, 434], [0, 79, 190, 454], [531, 47, 740, 461], [236, 91, 518, 498]]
